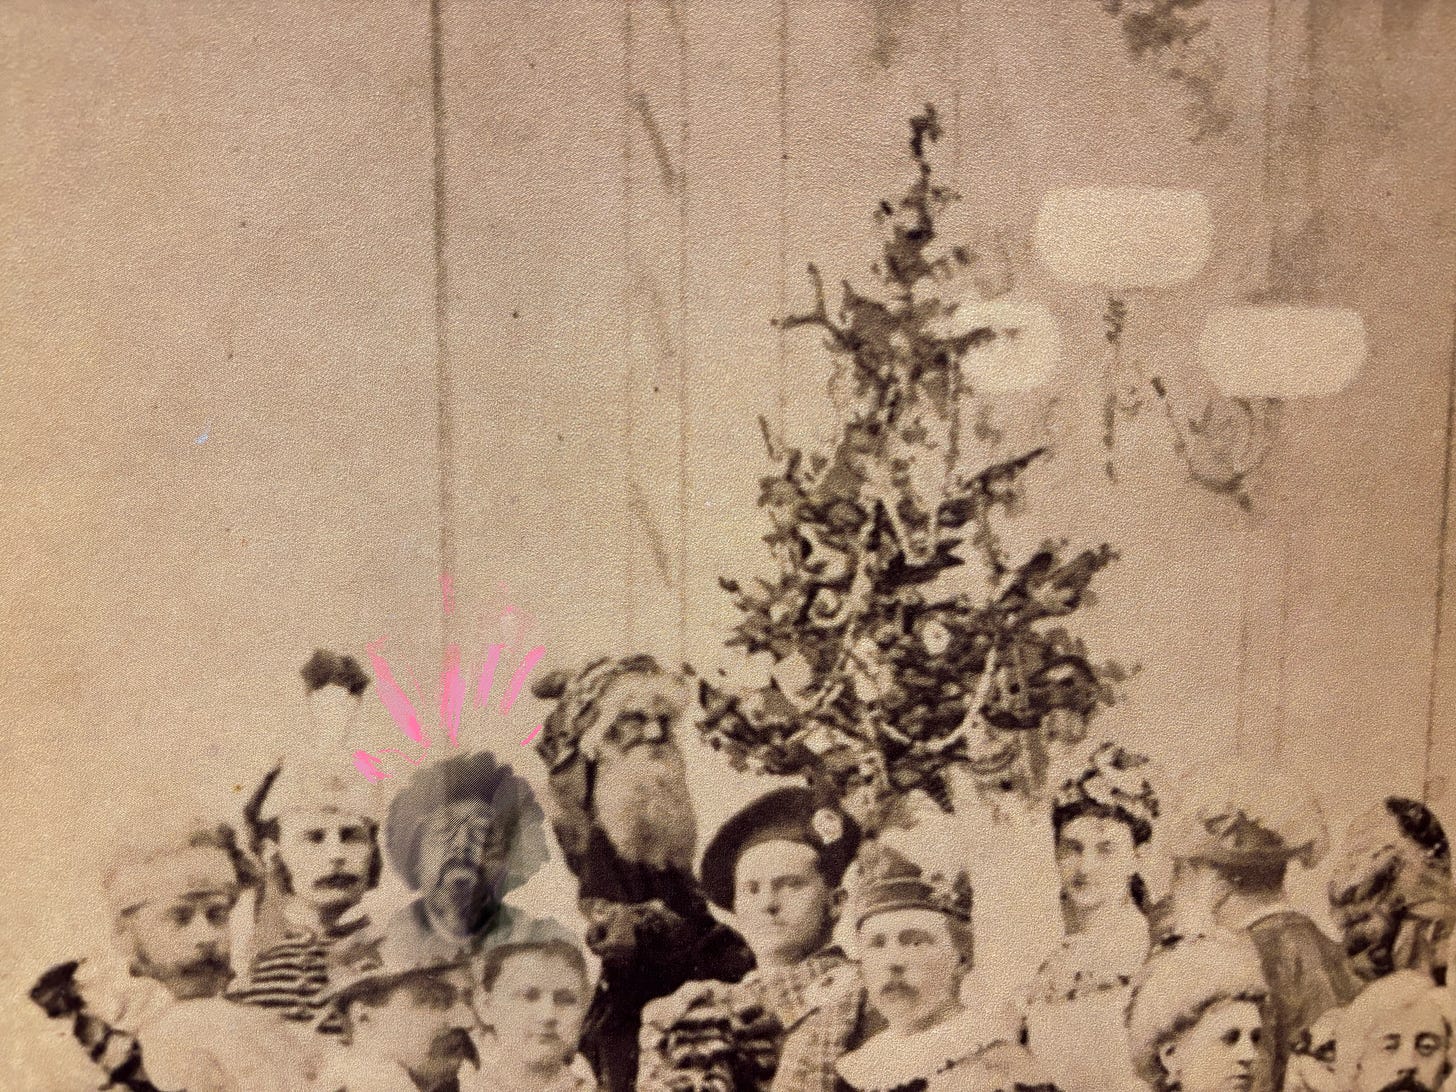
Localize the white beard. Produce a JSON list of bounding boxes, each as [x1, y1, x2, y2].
[[593, 743, 697, 872]]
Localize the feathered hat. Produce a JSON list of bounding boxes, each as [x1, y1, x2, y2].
[[1163, 759, 1327, 871], [249, 650, 379, 831]]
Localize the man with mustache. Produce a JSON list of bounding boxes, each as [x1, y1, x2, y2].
[[1328, 798, 1455, 987], [230, 651, 386, 1032], [31, 813, 320, 1091], [315, 955, 481, 1092], [772, 840, 1050, 1092], [1334, 971, 1452, 1092], [532, 655, 754, 1092], [381, 749, 556, 966]]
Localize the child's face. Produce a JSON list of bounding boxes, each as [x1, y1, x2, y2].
[[481, 951, 589, 1071]]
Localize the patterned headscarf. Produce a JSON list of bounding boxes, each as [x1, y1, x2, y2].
[[1328, 797, 1456, 982]]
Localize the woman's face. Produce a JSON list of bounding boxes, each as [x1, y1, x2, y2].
[[1161, 999, 1264, 1092], [1056, 815, 1139, 916]]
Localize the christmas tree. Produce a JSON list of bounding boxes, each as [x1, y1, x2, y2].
[[697, 107, 1125, 831]]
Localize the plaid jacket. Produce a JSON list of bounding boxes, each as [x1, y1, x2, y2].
[[638, 950, 849, 1092], [769, 962, 875, 1092]]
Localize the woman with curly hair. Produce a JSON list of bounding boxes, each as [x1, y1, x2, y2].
[[1125, 931, 1271, 1092], [1019, 743, 1160, 1090]]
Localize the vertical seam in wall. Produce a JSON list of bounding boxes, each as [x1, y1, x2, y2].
[[676, 7, 690, 668], [1275, 528, 1291, 759], [776, 0, 789, 439], [623, 0, 636, 648], [1424, 273, 1456, 804], [952, 0, 963, 169], [430, 0, 453, 654], [678, 14, 690, 666], [1236, 561, 1249, 752]]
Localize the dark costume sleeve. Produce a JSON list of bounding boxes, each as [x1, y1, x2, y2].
[[29, 961, 164, 1092], [1247, 913, 1362, 1089], [570, 826, 754, 1092]]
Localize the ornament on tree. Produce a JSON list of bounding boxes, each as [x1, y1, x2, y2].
[[697, 107, 1125, 830]]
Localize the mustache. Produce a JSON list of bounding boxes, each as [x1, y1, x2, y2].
[[314, 872, 362, 890], [1379, 1079, 1435, 1092], [879, 979, 916, 997], [180, 953, 231, 977]]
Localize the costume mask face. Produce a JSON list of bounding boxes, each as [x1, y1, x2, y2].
[[1158, 998, 1263, 1092], [481, 950, 590, 1073], [121, 884, 236, 1000], [274, 809, 375, 917], [589, 674, 697, 871], [1350, 998, 1450, 1092], [1056, 814, 1140, 917], [417, 800, 515, 939], [857, 907, 963, 1035], [734, 839, 833, 968]]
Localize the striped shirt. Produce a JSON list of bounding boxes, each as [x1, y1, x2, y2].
[[228, 917, 377, 1033]]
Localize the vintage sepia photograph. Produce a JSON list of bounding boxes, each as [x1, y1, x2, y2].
[[3, 1, 1455, 1089]]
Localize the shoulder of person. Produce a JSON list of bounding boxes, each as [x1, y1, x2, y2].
[[781, 965, 864, 1039]]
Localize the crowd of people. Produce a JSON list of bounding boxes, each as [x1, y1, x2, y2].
[[30, 650, 1456, 1091]]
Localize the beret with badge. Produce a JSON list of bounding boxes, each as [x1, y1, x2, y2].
[[699, 786, 861, 913]]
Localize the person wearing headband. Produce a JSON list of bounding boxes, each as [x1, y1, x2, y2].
[[30, 815, 256, 1090]]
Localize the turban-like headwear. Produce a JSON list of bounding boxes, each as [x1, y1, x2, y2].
[[1125, 931, 1269, 1090], [1334, 970, 1453, 1088], [1052, 741, 1160, 846], [1328, 797, 1456, 981]]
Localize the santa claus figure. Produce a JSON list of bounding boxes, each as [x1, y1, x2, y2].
[[532, 655, 754, 1092]]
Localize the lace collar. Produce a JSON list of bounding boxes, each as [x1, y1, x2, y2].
[[834, 1005, 1004, 1091]]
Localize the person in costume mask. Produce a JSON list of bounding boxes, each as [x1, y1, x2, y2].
[[1328, 798, 1455, 987]]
